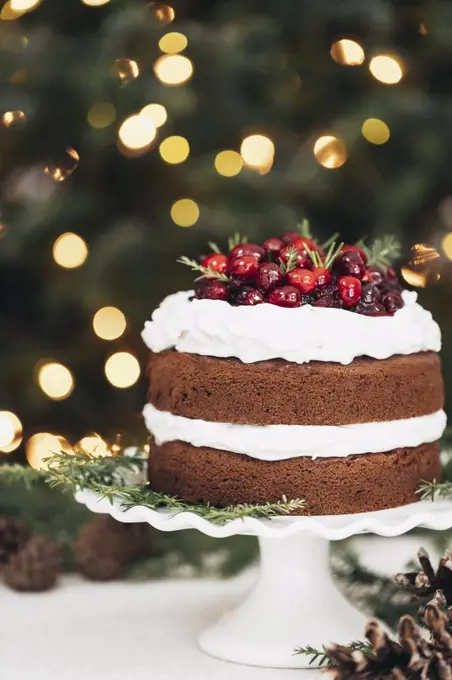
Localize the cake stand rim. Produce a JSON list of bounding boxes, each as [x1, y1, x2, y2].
[[74, 490, 452, 541]]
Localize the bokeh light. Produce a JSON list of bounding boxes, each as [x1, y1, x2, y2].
[[214, 150, 242, 177], [93, 306, 127, 340], [154, 55, 193, 85], [87, 102, 116, 129], [114, 58, 139, 84], [27, 433, 72, 470], [0, 2, 23, 19], [159, 135, 190, 164], [369, 55, 403, 84], [105, 352, 141, 388], [10, 0, 39, 7], [149, 2, 175, 24], [2, 110, 26, 126], [118, 114, 156, 151], [159, 32, 187, 54], [0, 411, 22, 453], [37, 362, 75, 400], [140, 103, 167, 127], [401, 266, 427, 288], [82, 0, 111, 6], [442, 233, 452, 260], [44, 148, 80, 182], [361, 118, 390, 145], [53, 232, 88, 268], [77, 435, 109, 457], [170, 199, 199, 227], [330, 39, 365, 66], [240, 135, 274, 170], [313, 135, 347, 168], [410, 243, 440, 267]]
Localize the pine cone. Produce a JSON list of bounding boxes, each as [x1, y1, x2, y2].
[[74, 515, 153, 581], [3, 535, 61, 592], [394, 547, 452, 606], [0, 516, 30, 563]]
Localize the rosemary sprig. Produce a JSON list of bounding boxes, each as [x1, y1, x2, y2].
[[207, 241, 221, 254], [227, 232, 247, 252], [297, 218, 312, 239], [0, 463, 40, 489], [177, 255, 230, 282], [306, 240, 344, 270], [363, 235, 402, 267], [416, 479, 452, 502], [321, 232, 340, 250], [294, 640, 370, 667], [279, 246, 299, 274]]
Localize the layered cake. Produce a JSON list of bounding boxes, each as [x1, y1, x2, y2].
[[142, 231, 446, 515]]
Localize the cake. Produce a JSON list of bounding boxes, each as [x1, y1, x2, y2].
[[142, 230, 446, 515]]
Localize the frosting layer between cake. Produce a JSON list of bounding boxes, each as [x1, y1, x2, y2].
[[143, 403, 446, 460], [142, 289, 441, 365]]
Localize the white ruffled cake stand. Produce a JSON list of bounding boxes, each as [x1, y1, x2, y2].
[[75, 490, 452, 669]]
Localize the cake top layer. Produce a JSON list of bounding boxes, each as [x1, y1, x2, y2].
[[142, 289, 441, 365]]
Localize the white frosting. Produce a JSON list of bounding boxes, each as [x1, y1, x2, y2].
[[143, 403, 447, 461], [141, 290, 441, 365]]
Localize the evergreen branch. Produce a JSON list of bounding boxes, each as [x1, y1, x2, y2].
[[364, 236, 402, 267], [297, 218, 312, 239], [207, 241, 221, 254], [356, 237, 367, 250], [321, 232, 340, 250], [294, 640, 370, 667], [279, 246, 299, 274], [416, 479, 452, 502], [0, 463, 40, 489], [227, 232, 247, 252], [177, 256, 230, 282]]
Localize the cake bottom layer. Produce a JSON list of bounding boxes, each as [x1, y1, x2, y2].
[[147, 440, 440, 515]]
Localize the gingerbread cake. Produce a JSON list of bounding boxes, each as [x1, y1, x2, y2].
[[142, 231, 446, 515]]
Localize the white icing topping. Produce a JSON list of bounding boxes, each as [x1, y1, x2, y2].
[[143, 404, 447, 461], [141, 290, 441, 365]]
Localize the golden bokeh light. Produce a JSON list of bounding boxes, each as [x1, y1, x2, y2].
[[114, 58, 139, 84], [410, 242, 440, 267], [2, 110, 26, 126], [150, 2, 175, 24], [10, 0, 39, 8], [330, 39, 365, 66], [93, 306, 127, 340], [37, 362, 75, 400], [0, 411, 22, 453], [159, 32, 187, 54], [154, 54, 193, 86], [214, 150, 242, 177], [369, 54, 404, 84], [140, 103, 167, 127], [82, 0, 111, 6], [118, 114, 156, 151], [313, 135, 347, 168], [26, 433, 72, 470], [361, 118, 390, 145], [77, 435, 109, 458], [442, 233, 452, 260], [105, 352, 141, 388], [240, 134, 275, 170], [87, 102, 116, 129], [44, 148, 80, 182], [0, 2, 24, 19], [401, 266, 427, 288], [170, 198, 199, 227], [159, 135, 190, 164], [53, 232, 88, 269]]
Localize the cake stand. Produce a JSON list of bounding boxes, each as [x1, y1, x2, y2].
[[75, 489, 452, 669]]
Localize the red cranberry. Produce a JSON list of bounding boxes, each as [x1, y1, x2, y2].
[[194, 279, 209, 299], [313, 294, 335, 308], [280, 246, 310, 268], [361, 283, 381, 304], [243, 289, 265, 305], [382, 290, 404, 314], [287, 268, 317, 293], [256, 262, 284, 291], [338, 276, 362, 307], [335, 251, 365, 279], [228, 255, 259, 280], [200, 253, 228, 274], [280, 230, 301, 245], [356, 301, 387, 316], [313, 267, 332, 288], [341, 245, 368, 265], [363, 266, 385, 286], [229, 243, 265, 262], [386, 266, 397, 281], [263, 238, 284, 259], [204, 281, 229, 301], [268, 286, 301, 308], [291, 237, 317, 252]]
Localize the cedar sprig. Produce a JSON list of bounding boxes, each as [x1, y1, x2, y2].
[[363, 235, 402, 267], [306, 240, 344, 269], [279, 246, 299, 274], [177, 255, 231, 282], [227, 232, 248, 252]]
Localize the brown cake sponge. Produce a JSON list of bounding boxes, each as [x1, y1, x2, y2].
[[147, 351, 444, 426], [147, 439, 440, 516]]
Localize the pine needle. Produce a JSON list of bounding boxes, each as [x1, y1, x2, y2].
[[321, 232, 341, 250], [177, 255, 230, 282], [207, 241, 221, 254], [363, 235, 402, 267]]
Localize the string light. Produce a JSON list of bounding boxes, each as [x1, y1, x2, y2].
[[53, 232, 88, 268], [442, 233, 452, 260], [313, 135, 347, 168], [10, 0, 40, 8], [154, 55, 193, 86], [419, 23, 428, 35], [330, 39, 365, 66], [44, 148, 79, 182], [114, 58, 139, 84], [118, 114, 156, 152], [93, 306, 127, 340], [214, 150, 242, 177], [2, 111, 26, 126], [26, 433, 72, 470], [170, 199, 199, 227], [369, 55, 404, 84], [81, 0, 111, 6], [0, 411, 22, 453], [87, 102, 116, 129], [140, 103, 167, 127], [150, 3, 175, 24], [37, 362, 75, 400], [240, 135, 274, 171], [159, 32, 187, 54], [159, 136, 190, 164], [105, 352, 141, 388], [362, 118, 390, 145], [77, 435, 109, 457]]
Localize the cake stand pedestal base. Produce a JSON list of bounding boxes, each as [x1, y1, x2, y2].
[[198, 533, 366, 668]]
